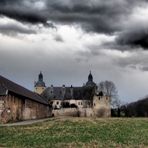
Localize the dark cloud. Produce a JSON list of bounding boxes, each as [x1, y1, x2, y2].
[[0, 0, 20, 4], [0, 8, 47, 25], [47, 0, 131, 33], [141, 66, 148, 71], [0, 0, 148, 51], [0, 0, 146, 34], [0, 0, 48, 25], [116, 27, 148, 49]]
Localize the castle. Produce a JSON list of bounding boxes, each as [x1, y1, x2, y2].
[[0, 72, 110, 124], [35, 72, 111, 117]]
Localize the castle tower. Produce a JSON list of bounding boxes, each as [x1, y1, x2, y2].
[[34, 71, 46, 94], [93, 91, 111, 117]]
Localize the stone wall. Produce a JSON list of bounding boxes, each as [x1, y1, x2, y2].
[[0, 94, 51, 123], [52, 108, 109, 117], [0, 95, 24, 123], [52, 108, 94, 117], [52, 108, 79, 117], [23, 99, 51, 120]]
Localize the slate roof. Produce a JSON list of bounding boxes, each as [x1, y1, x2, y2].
[[41, 86, 95, 101], [0, 75, 48, 105]]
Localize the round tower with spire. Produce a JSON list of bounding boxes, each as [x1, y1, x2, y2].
[[34, 71, 46, 94]]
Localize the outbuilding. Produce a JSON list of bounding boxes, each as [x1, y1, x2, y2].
[[0, 75, 51, 123]]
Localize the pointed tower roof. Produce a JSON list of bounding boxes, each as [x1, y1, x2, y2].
[[39, 71, 43, 81], [85, 71, 96, 87], [88, 71, 93, 82], [34, 71, 46, 87]]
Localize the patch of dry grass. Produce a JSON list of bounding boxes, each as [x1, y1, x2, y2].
[[0, 117, 148, 148]]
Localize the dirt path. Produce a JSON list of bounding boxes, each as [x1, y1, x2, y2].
[[0, 118, 50, 127]]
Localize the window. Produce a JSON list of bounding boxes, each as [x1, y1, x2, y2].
[[78, 102, 80, 105], [94, 103, 95, 106], [81, 102, 82, 105], [57, 101, 59, 105]]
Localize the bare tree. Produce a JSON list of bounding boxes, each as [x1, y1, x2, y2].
[[98, 80, 120, 108]]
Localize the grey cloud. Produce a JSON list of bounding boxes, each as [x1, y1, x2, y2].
[[0, 7, 47, 25], [0, 23, 36, 35], [0, 0, 48, 25], [54, 34, 64, 42], [0, 0, 148, 51], [116, 26, 148, 49], [0, 0, 146, 33], [113, 51, 148, 72], [47, 0, 133, 33], [48, 0, 148, 51], [141, 66, 148, 71], [102, 40, 132, 51]]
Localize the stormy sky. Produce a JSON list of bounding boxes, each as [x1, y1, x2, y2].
[[1, 0, 148, 103]]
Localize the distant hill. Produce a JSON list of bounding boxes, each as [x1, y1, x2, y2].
[[121, 97, 148, 117]]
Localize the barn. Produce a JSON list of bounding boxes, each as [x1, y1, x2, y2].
[[0, 75, 51, 123]]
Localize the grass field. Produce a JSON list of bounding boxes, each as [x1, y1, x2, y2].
[[0, 117, 148, 148]]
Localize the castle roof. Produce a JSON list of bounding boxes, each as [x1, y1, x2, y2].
[[41, 71, 97, 101], [41, 86, 95, 101]]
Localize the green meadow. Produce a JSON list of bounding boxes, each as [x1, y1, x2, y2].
[[0, 117, 148, 148]]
